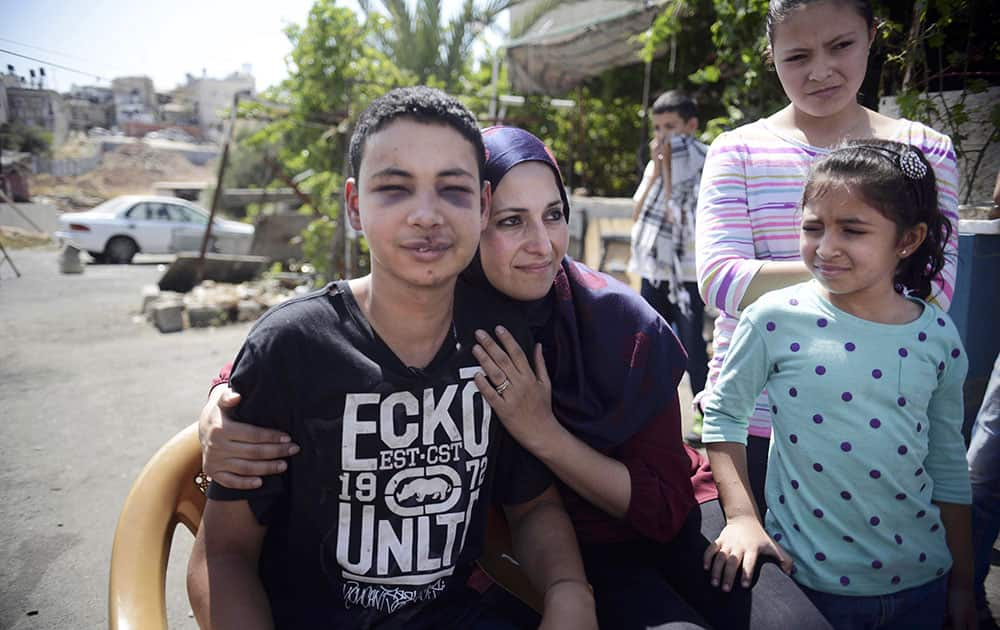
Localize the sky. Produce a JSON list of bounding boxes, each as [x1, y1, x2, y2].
[[0, 0, 498, 94]]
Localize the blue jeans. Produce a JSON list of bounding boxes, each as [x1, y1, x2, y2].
[[798, 574, 948, 630], [640, 279, 708, 395], [969, 353, 1000, 611]]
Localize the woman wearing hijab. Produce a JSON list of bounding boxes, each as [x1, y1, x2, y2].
[[199, 127, 828, 630]]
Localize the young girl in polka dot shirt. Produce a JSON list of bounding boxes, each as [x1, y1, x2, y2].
[[700, 140, 975, 629]]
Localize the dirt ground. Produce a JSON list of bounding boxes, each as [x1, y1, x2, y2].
[[30, 143, 217, 210]]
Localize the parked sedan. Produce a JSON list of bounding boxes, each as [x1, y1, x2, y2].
[[55, 195, 254, 263]]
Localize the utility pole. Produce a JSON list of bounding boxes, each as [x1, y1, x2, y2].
[[343, 99, 353, 278], [197, 90, 247, 279]]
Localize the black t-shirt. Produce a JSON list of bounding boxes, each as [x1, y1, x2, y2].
[[208, 279, 551, 628]]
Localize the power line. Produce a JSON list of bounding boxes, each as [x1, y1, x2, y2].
[[0, 47, 106, 82], [0, 37, 95, 63]]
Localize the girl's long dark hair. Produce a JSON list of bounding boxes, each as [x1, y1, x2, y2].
[[802, 139, 952, 300]]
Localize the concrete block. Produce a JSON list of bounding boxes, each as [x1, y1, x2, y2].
[[140, 285, 160, 314], [59, 245, 84, 274], [158, 253, 271, 293], [237, 299, 264, 322], [250, 213, 311, 262], [187, 304, 225, 328], [152, 302, 185, 333]]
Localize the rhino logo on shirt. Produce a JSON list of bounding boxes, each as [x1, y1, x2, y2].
[[398, 477, 452, 503]]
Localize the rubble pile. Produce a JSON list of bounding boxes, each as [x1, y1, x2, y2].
[[0, 225, 52, 248], [142, 277, 312, 333], [31, 143, 216, 210]]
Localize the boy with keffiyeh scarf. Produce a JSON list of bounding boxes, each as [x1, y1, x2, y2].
[[630, 91, 709, 435]]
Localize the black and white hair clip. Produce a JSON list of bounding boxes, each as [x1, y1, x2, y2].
[[898, 147, 928, 180]]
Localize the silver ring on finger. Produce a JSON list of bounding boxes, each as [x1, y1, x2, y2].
[[495, 379, 511, 396]]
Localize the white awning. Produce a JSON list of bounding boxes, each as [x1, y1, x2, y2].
[[506, 0, 669, 94]]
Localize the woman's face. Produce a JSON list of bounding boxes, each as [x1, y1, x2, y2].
[[479, 161, 569, 301], [771, 0, 874, 119]]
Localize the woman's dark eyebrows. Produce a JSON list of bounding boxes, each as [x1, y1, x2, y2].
[[495, 199, 563, 213]]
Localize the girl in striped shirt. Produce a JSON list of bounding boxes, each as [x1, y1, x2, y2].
[[695, 0, 959, 515]]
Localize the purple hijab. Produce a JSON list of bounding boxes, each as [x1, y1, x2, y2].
[[469, 127, 689, 450]]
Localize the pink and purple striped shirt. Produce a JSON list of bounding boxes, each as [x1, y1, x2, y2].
[[695, 118, 959, 438]]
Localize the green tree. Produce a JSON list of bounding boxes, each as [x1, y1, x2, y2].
[[643, 0, 999, 199], [358, 0, 515, 91], [644, 0, 782, 140], [240, 1, 410, 280], [0, 122, 53, 156], [877, 0, 999, 203]]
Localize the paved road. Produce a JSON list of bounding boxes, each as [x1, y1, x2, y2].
[[0, 248, 251, 629]]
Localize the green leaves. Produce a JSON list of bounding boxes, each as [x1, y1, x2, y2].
[[366, 0, 508, 90], [689, 64, 721, 84]]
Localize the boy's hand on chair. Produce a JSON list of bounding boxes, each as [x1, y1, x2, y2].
[[199, 384, 299, 489], [703, 515, 794, 591]]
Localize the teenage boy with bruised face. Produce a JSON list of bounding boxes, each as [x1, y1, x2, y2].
[[186, 86, 596, 630]]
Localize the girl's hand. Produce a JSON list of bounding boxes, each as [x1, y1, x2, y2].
[[472, 327, 561, 454], [199, 384, 299, 489], [702, 515, 794, 591]]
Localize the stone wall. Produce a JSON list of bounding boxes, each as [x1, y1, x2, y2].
[[880, 87, 1000, 205]]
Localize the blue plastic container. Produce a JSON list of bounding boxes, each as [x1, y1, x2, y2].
[[950, 220, 1000, 439]]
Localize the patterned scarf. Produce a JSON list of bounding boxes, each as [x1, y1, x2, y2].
[[629, 135, 707, 316], [537, 258, 689, 449]]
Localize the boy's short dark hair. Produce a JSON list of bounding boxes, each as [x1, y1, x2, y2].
[[348, 86, 485, 180], [651, 90, 699, 121]]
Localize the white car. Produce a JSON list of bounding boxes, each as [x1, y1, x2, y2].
[[55, 195, 254, 263]]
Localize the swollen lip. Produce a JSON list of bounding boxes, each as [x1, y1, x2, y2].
[[403, 243, 452, 261], [404, 242, 451, 252]]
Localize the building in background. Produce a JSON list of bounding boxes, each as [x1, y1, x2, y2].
[[64, 85, 115, 131], [111, 76, 157, 126], [0, 82, 8, 125], [4, 85, 69, 146], [176, 68, 255, 140], [159, 88, 199, 128]]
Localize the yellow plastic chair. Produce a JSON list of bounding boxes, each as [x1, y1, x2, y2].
[[478, 505, 545, 613], [108, 422, 205, 630], [107, 422, 541, 629]]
